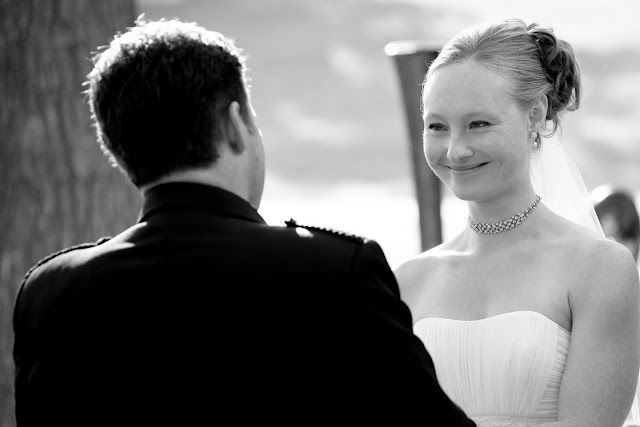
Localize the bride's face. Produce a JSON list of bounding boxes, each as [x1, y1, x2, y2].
[[422, 60, 533, 202]]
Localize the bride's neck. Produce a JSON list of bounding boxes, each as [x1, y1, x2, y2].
[[467, 187, 539, 225]]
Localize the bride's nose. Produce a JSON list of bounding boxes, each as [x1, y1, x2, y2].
[[447, 131, 474, 163]]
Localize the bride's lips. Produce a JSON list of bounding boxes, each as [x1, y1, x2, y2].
[[446, 162, 489, 174]]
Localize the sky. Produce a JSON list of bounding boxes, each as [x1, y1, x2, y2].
[[138, 0, 640, 267]]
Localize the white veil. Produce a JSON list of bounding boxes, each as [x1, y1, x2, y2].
[[530, 136, 603, 235], [530, 135, 640, 424]]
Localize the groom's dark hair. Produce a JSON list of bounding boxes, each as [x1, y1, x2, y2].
[[86, 17, 251, 187]]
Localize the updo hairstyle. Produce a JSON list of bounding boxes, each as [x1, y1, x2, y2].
[[425, 18, 581, 137]]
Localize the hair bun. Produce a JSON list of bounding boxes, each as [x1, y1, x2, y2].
[[528, 24, 580, 123]]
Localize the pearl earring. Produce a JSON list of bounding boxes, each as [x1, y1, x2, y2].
[[530, 131, 540, 148]]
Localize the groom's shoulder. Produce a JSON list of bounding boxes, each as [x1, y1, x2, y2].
[[265, 219, 394, 280], [262, 218, 380, 261], [13, 237, 114, 328], [23, 236, 112, 273], [16, 237, 113, 300], [281, 219, 368, 246]]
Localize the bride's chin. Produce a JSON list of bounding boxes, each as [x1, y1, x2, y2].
[[445, 185, 478, 202]]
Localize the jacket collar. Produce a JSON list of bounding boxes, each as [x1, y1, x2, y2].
[[138, 182, 266, 225]]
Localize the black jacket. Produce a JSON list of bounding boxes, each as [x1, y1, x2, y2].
[[13, 182, 474, 426]]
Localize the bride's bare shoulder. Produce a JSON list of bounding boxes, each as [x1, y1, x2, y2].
[[547, 216, 639, 297], [553, 223, 640, 346], [550, 215, 631, 262], [573, 229, 637, 283], [394, 233, 465, 290]]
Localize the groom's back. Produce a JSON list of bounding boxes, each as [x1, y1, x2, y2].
[[13, 185, 473, 426]]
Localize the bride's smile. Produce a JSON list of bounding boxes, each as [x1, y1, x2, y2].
[[446, 162, 489, 174]]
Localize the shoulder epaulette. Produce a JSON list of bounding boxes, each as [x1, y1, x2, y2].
[[19, 236, 113, 287], [285, 218, 366, 245]]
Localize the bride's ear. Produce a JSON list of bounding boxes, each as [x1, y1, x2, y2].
[[529, 95, 548, 132]]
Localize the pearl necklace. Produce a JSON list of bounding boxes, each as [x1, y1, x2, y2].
[[468, 195, 541, 234]]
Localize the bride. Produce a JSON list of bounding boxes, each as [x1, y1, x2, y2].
[[395, 19, 640, 426]]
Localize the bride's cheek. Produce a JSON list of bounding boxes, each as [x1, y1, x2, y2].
[[423, 139, 442, 167]]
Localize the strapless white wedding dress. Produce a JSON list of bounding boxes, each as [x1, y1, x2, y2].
[[413, 311, 570, 426]]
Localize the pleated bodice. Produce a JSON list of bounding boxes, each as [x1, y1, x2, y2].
[[414, 311, 571, 426]]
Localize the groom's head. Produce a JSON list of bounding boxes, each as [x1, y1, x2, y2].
[[86, 17, 264, 204]]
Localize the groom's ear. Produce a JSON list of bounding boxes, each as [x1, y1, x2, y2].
[[225, 101, 247, 155], [529, 95, 548, 132]]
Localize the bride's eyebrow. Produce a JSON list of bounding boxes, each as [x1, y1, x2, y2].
[[462, 110, 501, 118], [423, 110, 501, 121], [423, 112, 446, 121]]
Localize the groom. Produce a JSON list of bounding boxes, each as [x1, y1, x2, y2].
[[12, 18, 474, 426]]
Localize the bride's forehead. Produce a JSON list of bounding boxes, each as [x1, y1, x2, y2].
[[423, 61, 514, 107]]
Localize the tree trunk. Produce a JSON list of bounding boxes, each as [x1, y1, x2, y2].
[[0, 1, 137, 424], [386, 42, 443, 252]]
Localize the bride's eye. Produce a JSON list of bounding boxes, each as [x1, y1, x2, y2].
[[426, 123, 447, 132], [470, 121, 490, 128]]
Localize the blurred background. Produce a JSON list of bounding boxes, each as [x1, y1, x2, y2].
[[1, 0, 639, 424]]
